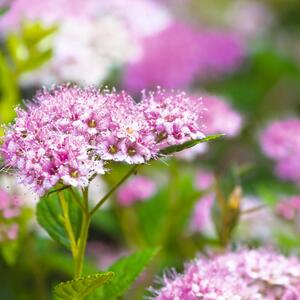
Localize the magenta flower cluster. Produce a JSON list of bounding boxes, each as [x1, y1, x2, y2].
[[260, 119, 300, 185], [123, 22, 245, 91], [117, 176, 156, 206], [1, 85, 205, 195], [152, 249, 300, 300], [0, 189, 22, 242]]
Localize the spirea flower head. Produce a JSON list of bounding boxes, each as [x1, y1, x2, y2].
[[0, 188, 22, 242], [260, 119, 300, 184], [117, 176, 156, 206], [123, 22, 245, 92], [152, 249, 300, 300], [1, 85, 205, 195]]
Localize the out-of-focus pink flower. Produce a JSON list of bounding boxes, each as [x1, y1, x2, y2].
[[152, 249, 300, 299], [195, 170, 214, 190], [123, 22, 245, 92], [190, 193, 214, 235], [177, 94, 243, 160], [87, 241, 128, 270], [0, 188, 22, 242], [117, 176, 156, 206], [260, 119, 300, 184], [225, 0, 274, 40], [277, 196, 300, 221], [201, 95, 243, 137]]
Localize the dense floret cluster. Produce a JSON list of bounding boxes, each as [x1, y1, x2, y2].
[[1, 85, 205, 195], [152, 249, 300, 300]]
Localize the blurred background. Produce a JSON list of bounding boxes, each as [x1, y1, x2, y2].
[[0, 0, 300, 299]]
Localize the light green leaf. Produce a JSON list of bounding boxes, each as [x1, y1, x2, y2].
[[89, 248, 159, 300], [36, 188, 82, 248], [159, 134, 223, 155], [54, 272, 114, 300]]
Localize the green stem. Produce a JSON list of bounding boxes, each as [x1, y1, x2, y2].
[[58, 191, 77, 258], [74, 211, 90, 279], [73, 187, 90, 279], [90, 165, 139, 216]]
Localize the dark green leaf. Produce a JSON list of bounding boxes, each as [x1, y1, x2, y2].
[[36, 188, 82, 248], [54, 272, 114, 300], [0, 6, 9, 17], [159, 134, 223, 155], [89, 248, 159, 300]]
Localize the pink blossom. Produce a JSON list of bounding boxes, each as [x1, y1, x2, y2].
[[117, 176, 156, 206], [260, 119, 300, 184], [190, 193, 214, 235], [201, 95, 243, 137], [177, 94, 243, 160], [152, 249, 300, 299], [195, 170, 214, 190], [0, 188, 22, 242], [123, 22, 245, 91], [2, 85, 205, 195], [277, 196, 300, 221]]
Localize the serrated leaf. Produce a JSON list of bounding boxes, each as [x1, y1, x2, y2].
[[54, 272, 114, 300], [159, 134, 223, 155], [36, 188, 82, 248], [89, 248, 159, 300]]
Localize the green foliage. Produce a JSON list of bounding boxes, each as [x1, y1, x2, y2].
[[0, 21, 56, 134], [0, 5, 9, 17], [159, 134, 223, 155], [54, 272, 114, 300], [6, 21, 56, 75], [88, 248, 159, 300], [36, 188, 82, 249]]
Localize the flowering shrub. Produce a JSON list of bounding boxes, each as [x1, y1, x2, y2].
[[117, 176, 156, 206]]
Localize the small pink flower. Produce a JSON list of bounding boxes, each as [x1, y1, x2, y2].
[[195, 170, 214, 190], [190, 193, 214, 234], [277, 196, 300, 221], [260, 119, 300, 184], [0, 188, 22, 242], [117, 176, 156, 206]]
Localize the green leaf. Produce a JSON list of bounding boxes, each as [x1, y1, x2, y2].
[[159, 134, 223, 155], [89, 248, 159, 300], [36, 188, 82, 248], [0, 6, 9, 17], [54, 272, 114, 300]]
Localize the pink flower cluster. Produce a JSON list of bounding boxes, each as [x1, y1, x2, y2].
[[260, 119, 300, 185], [152, 249, 300, 299], [123, 22, 245, 92], [277, 196, 300, 221], [0, 189, 21, 242], [117, 176, 156, 206], [1, 85, 205, 195]]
